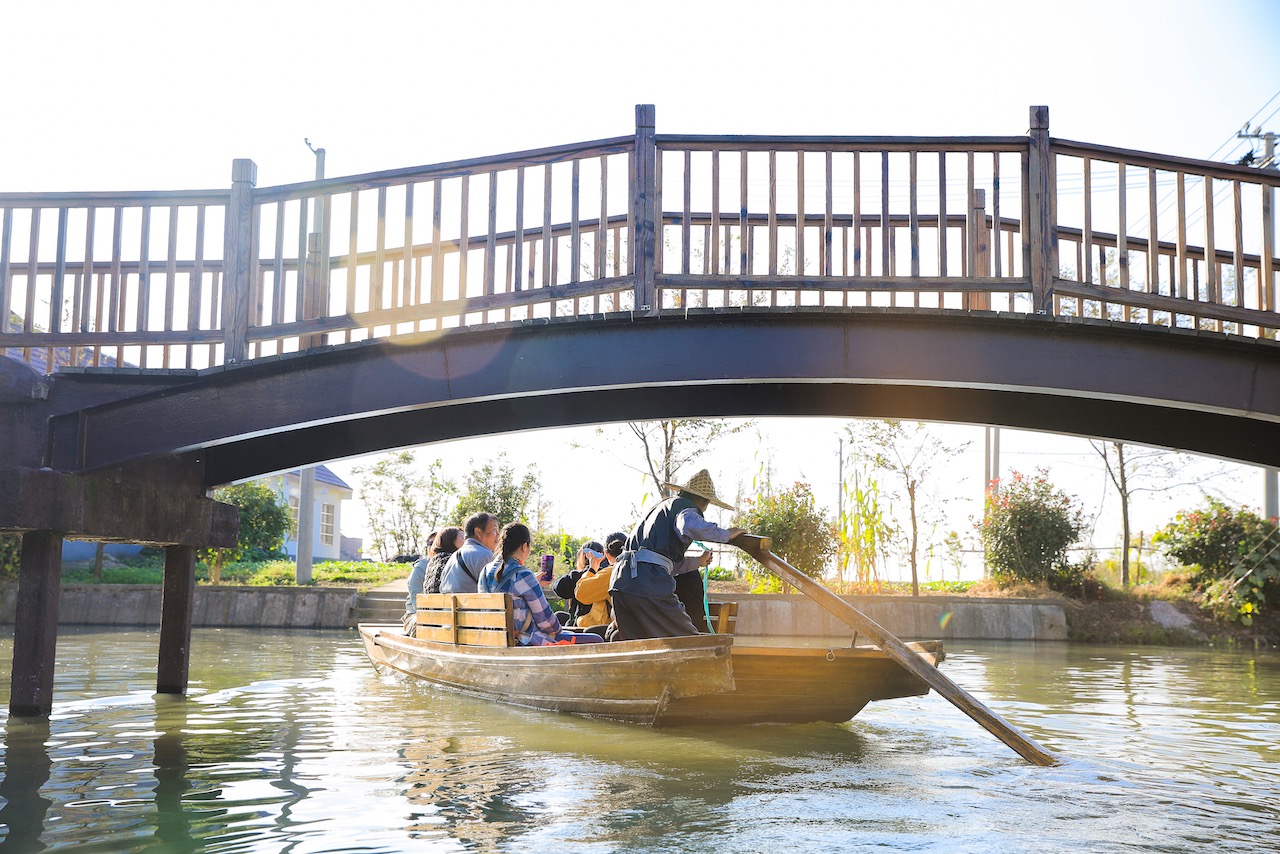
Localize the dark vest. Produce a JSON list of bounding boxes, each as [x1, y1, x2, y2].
[[627, 496, 697, 563]]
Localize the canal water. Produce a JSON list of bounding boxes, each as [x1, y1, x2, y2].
[[0, 628, 1276, 852]]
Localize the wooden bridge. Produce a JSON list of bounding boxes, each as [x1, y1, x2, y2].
[[3, 106, 1280, 718]]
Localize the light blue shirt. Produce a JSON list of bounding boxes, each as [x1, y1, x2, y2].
[[440, 537, 493, 594]]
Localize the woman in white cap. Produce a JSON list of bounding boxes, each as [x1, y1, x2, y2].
[[608, 469, 745, 640]]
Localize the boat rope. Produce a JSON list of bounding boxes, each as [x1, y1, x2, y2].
[[695, 540, 715, 634]]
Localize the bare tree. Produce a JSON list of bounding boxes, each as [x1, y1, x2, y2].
[[582, 419, 754, 505], [1090, 440, 1204, 587], [849, 420, 970, 596]]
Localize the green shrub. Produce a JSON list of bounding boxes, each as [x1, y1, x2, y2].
[[1153, 499, 1280, 625], [736, 482, 836, 579], [1152, 498, 1271, 581], [0, 534, 21, 581], [979, 469, 1089, 593]]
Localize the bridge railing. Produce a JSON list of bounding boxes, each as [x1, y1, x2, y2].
[[652, 133, 1033, 312], [1049, 138, 1280, 337], [0, 189, 229, 372], [240, 136, 637, 361], [5, 106, 1280, 375]]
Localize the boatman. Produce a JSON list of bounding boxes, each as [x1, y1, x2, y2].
[[609, 469, 745, 639]]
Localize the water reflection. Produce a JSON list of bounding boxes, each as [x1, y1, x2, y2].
[[0, 718, 52, 853], [0, 629, 1275, 851]]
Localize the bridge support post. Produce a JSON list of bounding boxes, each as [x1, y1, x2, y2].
[[633, 104, 658, 316], [1028, 106, 1054, 314], [157, 544, 197, 695], [9, 531, 63, 717], [223, 158, 258, 364], [967, 189, 990, 310]]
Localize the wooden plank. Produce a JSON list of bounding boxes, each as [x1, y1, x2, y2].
[[483, 173, 498, 300], [163, 205, 179, 367], [76, 207, 96, 339], [51, 207, 68, 334], [1118, 163, 1129, 291], [823, 151, 833, 279], [597, 155, 609, 279], [459, 175, 471, 299], [1082, 157, 1093, 283], [992, 151, 1002, 278], [274, 200, 289, 326], [1264, 176, 1275, 312], [24, 209, 40, 339], [1203, 176, 1217, 306], [417, 625, 511, 647], [569, 161, 580, 290], [909, 151, 920, 281], [710, 151, 721, 276], [345, 189, 358, 317], [403, 184, 415, 307], [732, 534, 1056, 766], [880, 151, 890, 277], [1233, 180, 1244, 307], [937, 152, 947, 277], [0, 208, 13, 336], [681, 150, 692, 276], [768, 150, 778, 278], [739, 150, 749, 278], [1148, 167, 1159, 296], [656, 134, 1027, 154], [253, 136, 634, 204], [542, 164, 553, 288], [796, 150, 806, 287], [431, 181, 444, 305], [514, 167, 525, 290], [853, 152, 862, 278], [1176, 172, 1188, 300]]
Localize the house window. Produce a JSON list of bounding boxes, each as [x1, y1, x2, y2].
[[288, 495, 300, 537], [321, 503, 335, 546]]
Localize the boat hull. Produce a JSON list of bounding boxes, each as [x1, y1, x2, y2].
[[361, 625, 943, 726], [659, 642, 942, 725], [359, 625, 736, 723]]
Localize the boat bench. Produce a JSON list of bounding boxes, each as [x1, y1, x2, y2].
[[700, 601, 738, 635], [414, 593, 739, 646], [416, 593, 516, 647]]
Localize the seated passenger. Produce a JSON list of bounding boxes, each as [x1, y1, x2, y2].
[[478, 522, 604, 646], [553, 540, 604, 626], [405, 530, 438, 616], [440, 512, 499, 594], [574, 531, 625, 637], [423, 527, 464, 596]]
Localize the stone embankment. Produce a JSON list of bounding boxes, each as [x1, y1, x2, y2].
[[0, 584, 1068, 640]]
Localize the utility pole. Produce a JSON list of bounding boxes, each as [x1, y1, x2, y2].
[[1239, 125, 1280, 521], [982, 426, 1000, 579], [836, 436, 845, 585], [295, 141, 326, 585]]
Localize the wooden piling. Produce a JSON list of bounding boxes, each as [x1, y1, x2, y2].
[[157, 544, 197, 695], [9, 531, 63, 717]]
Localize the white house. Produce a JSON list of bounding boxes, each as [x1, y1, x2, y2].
[[259, 465, 355, 561]]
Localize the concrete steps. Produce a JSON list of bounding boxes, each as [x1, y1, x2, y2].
[[347, 590, 405, 627]]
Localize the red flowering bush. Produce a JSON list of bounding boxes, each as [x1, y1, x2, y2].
[[1152, 498, 1269, 581], [1154, 499, 1279, 624], [978, 469, 1087, 592]]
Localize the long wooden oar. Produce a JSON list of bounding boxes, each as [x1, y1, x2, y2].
[[732, 534, 1058, 767]]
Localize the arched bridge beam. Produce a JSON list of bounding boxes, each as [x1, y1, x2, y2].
[[42, 309, 1280, 485]]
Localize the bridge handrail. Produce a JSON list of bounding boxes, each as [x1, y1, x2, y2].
[[252, 135, 636, 203], [657, 134, 1029, 153]]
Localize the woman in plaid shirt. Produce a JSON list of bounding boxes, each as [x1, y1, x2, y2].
[[478, 523, 604, 646]]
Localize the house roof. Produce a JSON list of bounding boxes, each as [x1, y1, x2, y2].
[[282, 464, 352, 491]]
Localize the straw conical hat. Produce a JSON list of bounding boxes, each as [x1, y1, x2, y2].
[[661, 469, 737, 512]]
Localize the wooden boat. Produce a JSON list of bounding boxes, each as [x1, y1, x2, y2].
[[357, 593, 944, 726]]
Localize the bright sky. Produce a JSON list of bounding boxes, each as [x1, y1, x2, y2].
[[6, 0, 1279, 576]]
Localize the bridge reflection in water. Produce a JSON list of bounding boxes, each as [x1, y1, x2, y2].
[[2, 106, 1280, 717]]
